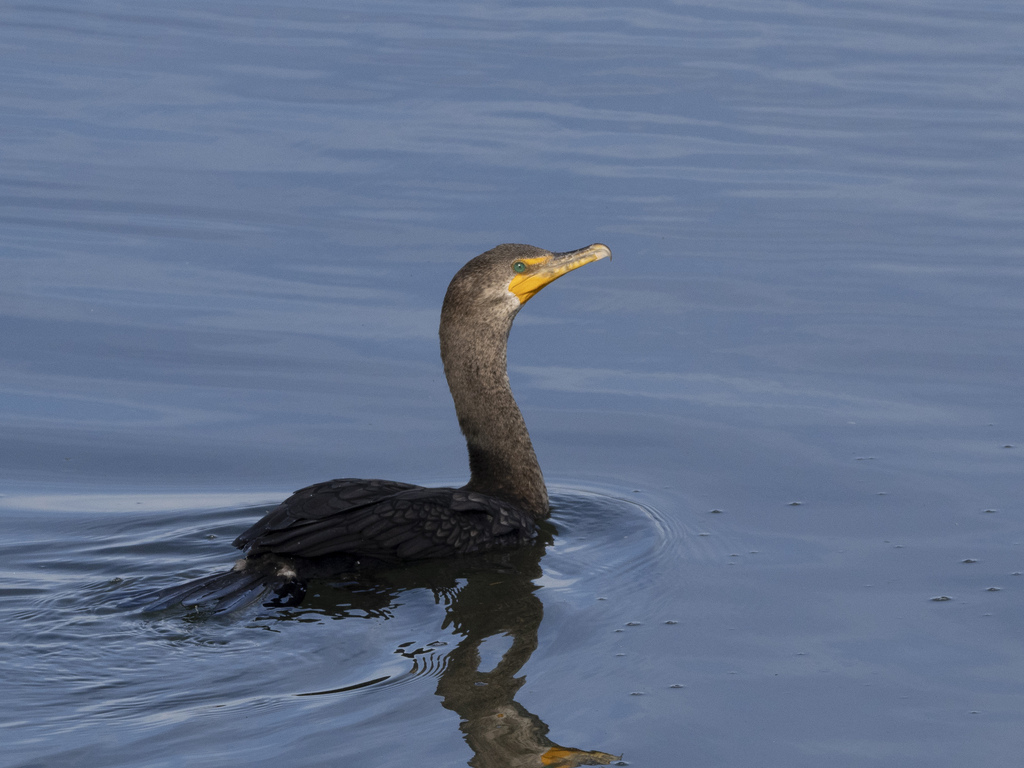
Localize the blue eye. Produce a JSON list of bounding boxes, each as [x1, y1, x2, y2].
[[513, 261, 527, 273]]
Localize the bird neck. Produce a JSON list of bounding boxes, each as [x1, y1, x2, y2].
[[439, 307, 550, 519]]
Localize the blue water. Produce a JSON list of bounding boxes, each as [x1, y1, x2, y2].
[[2, 2, 1023, 766]]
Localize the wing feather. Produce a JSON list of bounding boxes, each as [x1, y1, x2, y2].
[[234, 479, 536, 563]]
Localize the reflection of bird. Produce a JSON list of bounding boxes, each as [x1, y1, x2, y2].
[[148, 243, 610, 612], [291, 504, 620, 766]]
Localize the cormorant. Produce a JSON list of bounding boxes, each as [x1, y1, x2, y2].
[[147, 242, 611, 612]]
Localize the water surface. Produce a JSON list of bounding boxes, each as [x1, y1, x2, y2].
[[2, 1, 1023, 766]]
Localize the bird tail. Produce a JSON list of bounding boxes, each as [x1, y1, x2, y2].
[[142, 558, 306, 614]]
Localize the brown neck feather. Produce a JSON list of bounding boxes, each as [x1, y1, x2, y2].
[[439, 284, 549, 519]]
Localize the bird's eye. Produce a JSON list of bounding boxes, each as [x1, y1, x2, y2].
[[512, 261, 527, 273]]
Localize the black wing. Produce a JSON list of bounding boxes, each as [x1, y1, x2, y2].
[[234, 478, 537, 562]]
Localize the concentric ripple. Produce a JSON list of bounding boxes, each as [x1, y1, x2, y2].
[[541, 486, 738, 598]]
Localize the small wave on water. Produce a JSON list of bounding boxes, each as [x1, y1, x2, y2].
[[540, 485, 741, 605], [0, 485, 700, 767], [0, 484, 731, 629]]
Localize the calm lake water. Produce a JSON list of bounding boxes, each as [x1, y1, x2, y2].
[[2, 1, 1023, 766]]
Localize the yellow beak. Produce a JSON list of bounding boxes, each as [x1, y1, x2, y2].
[[508, 243, 612, 304]]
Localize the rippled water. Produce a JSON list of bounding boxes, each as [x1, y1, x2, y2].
[[2, 490, 677, 767], [3, 0, 1024, 766]]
